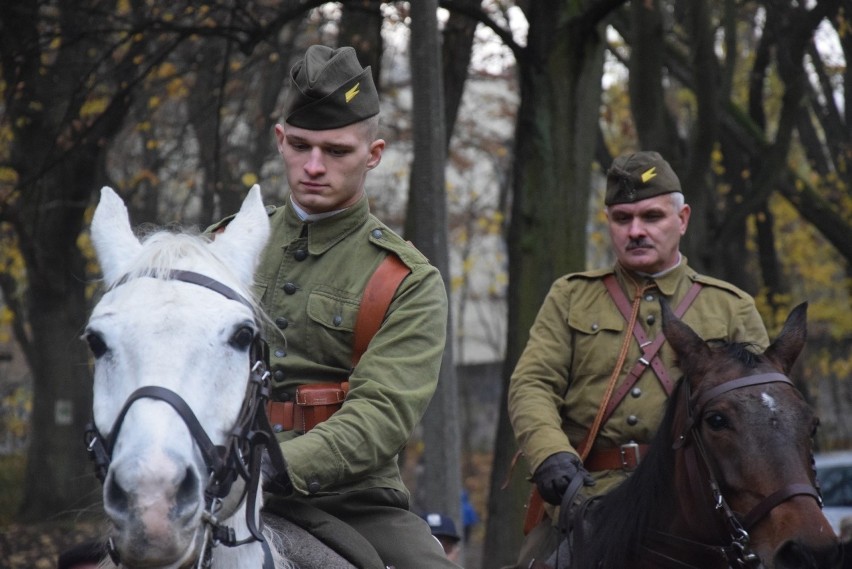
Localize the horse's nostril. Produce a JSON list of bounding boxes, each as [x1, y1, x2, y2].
[[105, 472, 129, 514], [175, 466, 200, 515], [774, 539, 843, 569]]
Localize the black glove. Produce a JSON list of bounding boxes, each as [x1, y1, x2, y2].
[[532, 452, 595, 505]]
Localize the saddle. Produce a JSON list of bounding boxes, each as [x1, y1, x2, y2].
[[263, 495, 386, 569]]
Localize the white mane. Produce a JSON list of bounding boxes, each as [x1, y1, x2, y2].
[[109, 230, 262, 317]]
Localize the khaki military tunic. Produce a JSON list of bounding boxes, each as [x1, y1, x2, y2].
[[244, 195, 448, 497], [508, 260, 769, 496]]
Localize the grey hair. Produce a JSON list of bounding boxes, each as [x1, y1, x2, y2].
[[604, 191, 686, 215]]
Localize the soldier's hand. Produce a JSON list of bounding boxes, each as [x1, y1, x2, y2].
[[532, 452, 595, 505]]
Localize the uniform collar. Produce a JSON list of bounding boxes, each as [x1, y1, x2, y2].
[[614, 255, 692, 298], [283, 194, 370, 255]]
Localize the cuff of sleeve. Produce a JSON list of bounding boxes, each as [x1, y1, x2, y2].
[[280, 435, 346, 495]]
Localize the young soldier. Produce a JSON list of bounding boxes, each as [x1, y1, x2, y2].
[[214, 45, 458, 568]]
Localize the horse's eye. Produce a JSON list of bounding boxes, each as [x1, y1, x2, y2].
[[84, 331, 108, 358], [705, 412, 728, 431], [229, 326, 256, 350]]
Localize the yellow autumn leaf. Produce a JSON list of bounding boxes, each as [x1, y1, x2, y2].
[[80, 97, 108, 118], [241, 172, 258, 187]]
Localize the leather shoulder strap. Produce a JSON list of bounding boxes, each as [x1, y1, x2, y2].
[[352, 253, 411, 367], [599, 277, 703, 423]]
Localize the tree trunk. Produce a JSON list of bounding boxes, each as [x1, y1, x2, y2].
[[20, 177, 95, 519], [441, 0, 479, 147], [629, 0, 679, 160], [340, 0, 384, 87], [1, 0, 150, 520], [405, 0, 463, 530], [484, 1, 607, 566]]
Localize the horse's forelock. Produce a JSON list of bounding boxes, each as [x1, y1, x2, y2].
[[112, 230, 262, 317], [714, 339, 763, 368]]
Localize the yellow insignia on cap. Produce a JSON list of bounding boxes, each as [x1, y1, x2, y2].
[[345, 82, 361, 103], [641, 166, 657, 183]]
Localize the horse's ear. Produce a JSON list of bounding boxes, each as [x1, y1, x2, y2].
[[208, 185, 270, 285], [91, 186, 143, 287], [763, 302, 807, 374], [661, 299, 712, 379]]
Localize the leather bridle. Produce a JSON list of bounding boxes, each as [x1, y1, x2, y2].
[[84, 270, 288, 569], [646, 372, 823, 569]]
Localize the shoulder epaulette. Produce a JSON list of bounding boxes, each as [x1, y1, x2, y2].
[[365, 221, 428, 271], [690, 273, 752, 300]]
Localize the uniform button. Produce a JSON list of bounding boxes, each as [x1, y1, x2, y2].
[[332, 315, 343, 326], [273, 370, 285, 382], [371, 228, 383, 239], [274, 349, 286, 358], [293, 249, 308, 261], [627, 415, 639, 426], [307, 480, 321, 494], [275, 317, 289, 329], [644, 293, 655, 302], [283, 282, 298, 295], [646, 314, 656, 325], [631, 387, 642, 398], [591, 323, 599, 331]]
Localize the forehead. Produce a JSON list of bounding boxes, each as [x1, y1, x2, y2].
[[608, 193, 674, 216], [283, 122, 365, 146]]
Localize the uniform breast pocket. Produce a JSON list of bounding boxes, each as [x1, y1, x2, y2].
[[306, 289, 360, 369], [567, 310, 625, 380]]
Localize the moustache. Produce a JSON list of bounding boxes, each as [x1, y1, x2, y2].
[[627, 240, 653, 251]]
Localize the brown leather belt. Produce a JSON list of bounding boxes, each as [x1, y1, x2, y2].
[[267, 382, 348, 434], [583, 442, 649, 472]]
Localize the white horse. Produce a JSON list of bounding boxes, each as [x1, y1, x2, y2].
[[85, 186, 360, 569]]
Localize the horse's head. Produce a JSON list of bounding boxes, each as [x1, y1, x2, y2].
[[664, 302, 840, 569], [85, 186, 271, 568]]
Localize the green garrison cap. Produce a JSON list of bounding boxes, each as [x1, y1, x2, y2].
[[284, 45, 379, 130], [605, 151, 682, 206]]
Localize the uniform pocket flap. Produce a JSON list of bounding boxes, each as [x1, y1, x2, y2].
[[307, 289, 359, 332], [568, 309, 624, 335]]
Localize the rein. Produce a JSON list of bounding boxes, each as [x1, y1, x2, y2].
[[648, 372, 822, 569], [85, 270, 287, 569]]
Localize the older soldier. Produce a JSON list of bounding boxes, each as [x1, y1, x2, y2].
[[508, 151, 769, 568], [212, 45, 457, 568]]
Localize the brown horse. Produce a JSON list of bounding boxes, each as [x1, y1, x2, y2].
[[561, 302, 841, 569]]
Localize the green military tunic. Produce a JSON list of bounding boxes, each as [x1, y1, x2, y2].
[[508, 259, 769, 497], [245, 194, 448, 497]]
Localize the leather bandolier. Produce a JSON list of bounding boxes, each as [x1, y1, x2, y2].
[[522, 277, 703, 534], [266, 253, 410, 433]]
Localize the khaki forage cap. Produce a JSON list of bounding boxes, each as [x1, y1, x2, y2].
[[605, 151, 682, 206], [283, 45, 379, 130]]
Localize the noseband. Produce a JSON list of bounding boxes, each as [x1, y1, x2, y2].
[[84, 270, 287, 569], [650, 372, 823, 569]]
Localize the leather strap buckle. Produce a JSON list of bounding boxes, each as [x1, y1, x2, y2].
[[620, 442, 641, 471]]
